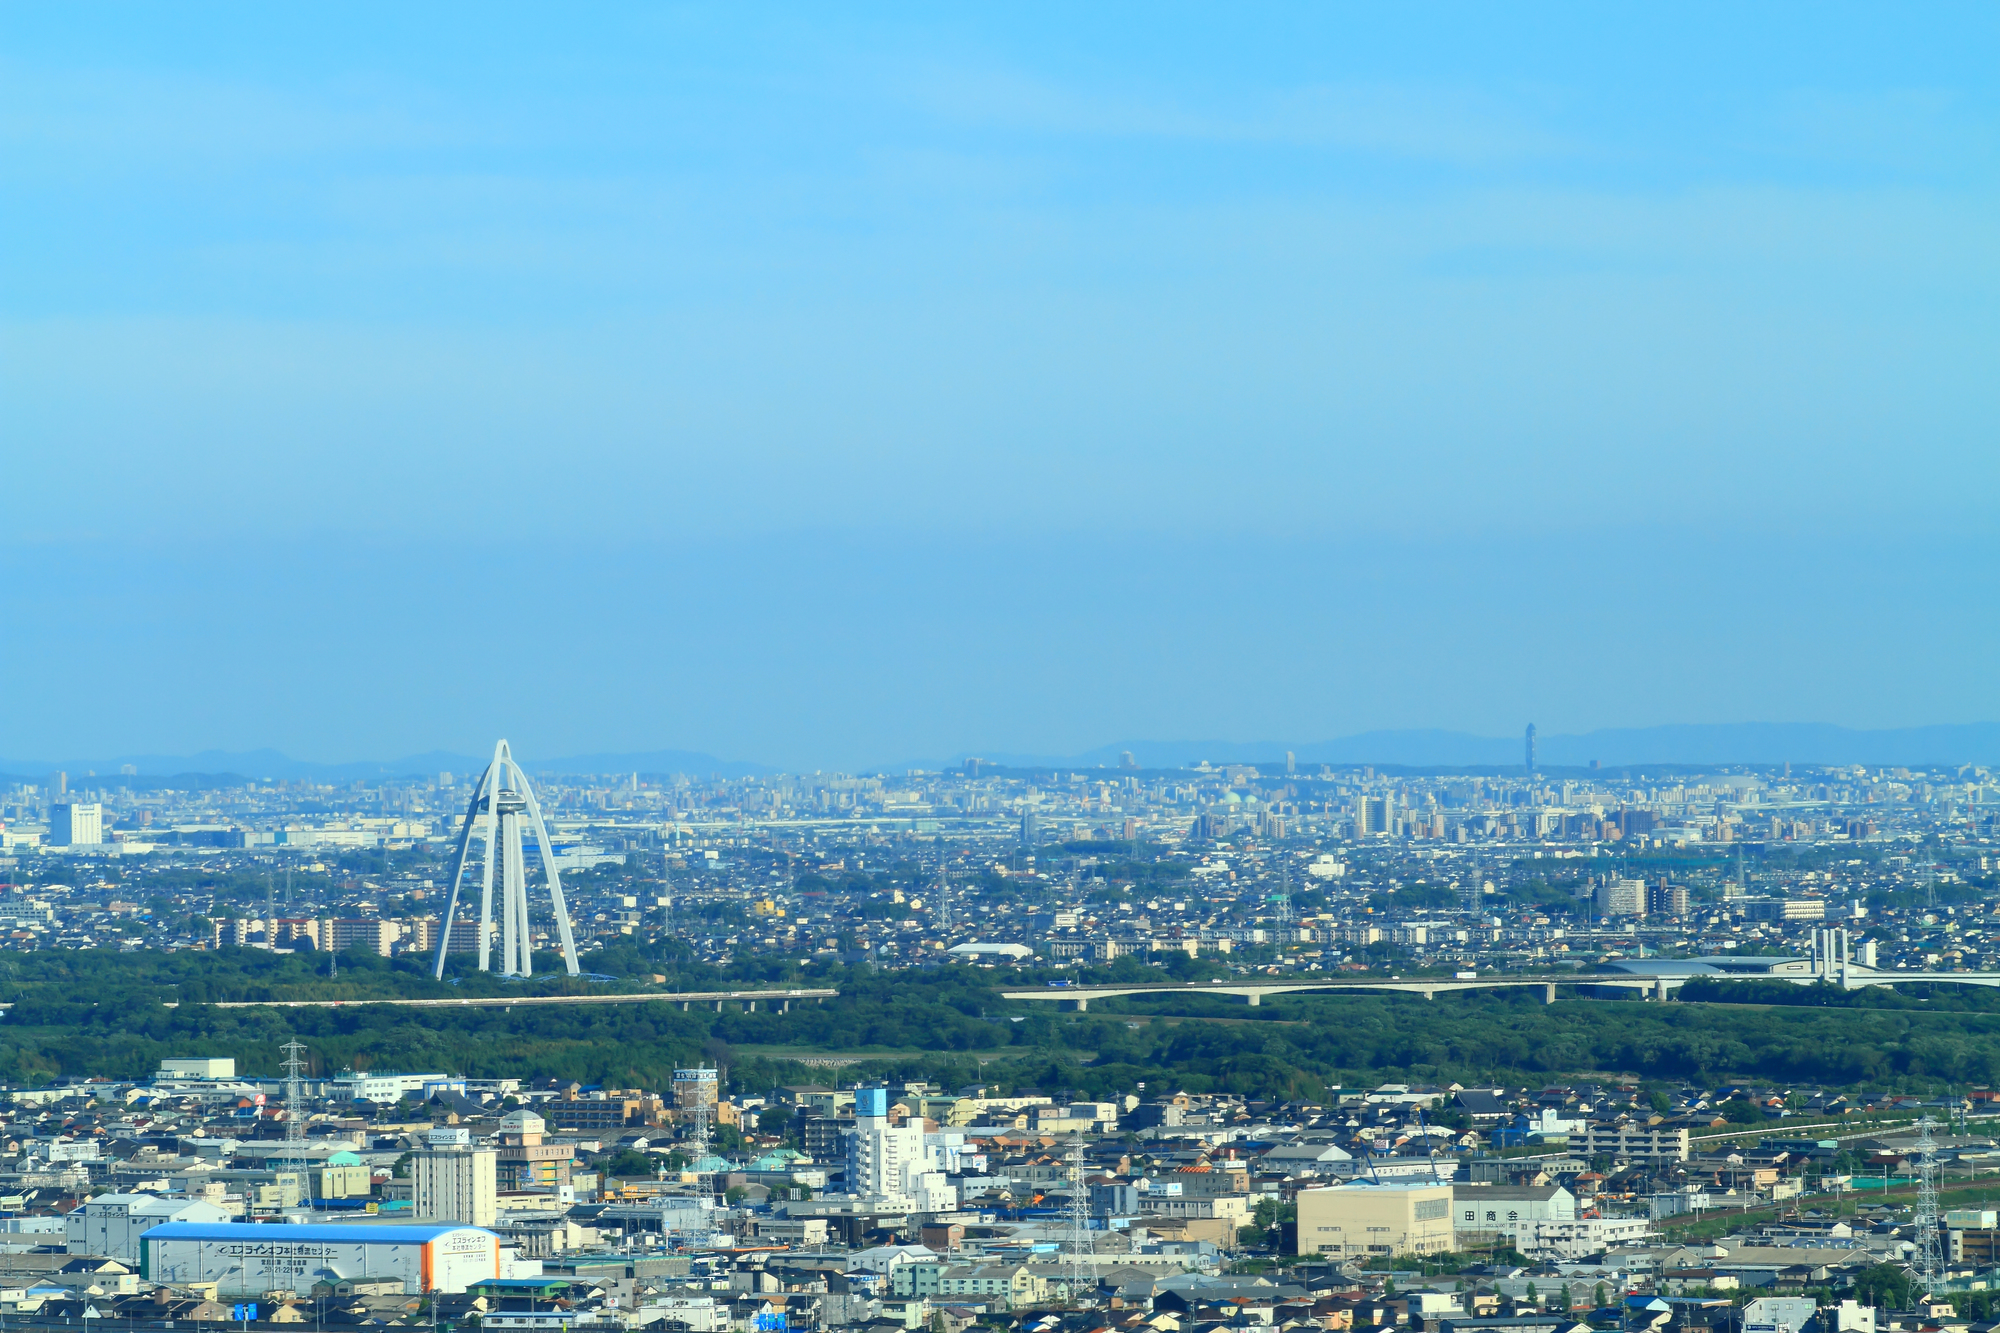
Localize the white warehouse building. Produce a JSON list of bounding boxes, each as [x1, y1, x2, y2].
[[140, 1222, 501, 1296], [67, 1194, 231, 1261]]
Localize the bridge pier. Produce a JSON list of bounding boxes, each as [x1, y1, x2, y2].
[[1543, 983, 1557, 1004], [681, 1001, 689, 1011], [1065, 997, 1089, 1012], [1245, 993, 1261, 1006], [747, 1001, 757, 1012], [1421, 989, 1435, 1001], [781, 1000, 790, 1013], [1655, 979, 1671, 1002], [715, 1001, 724, 1012]]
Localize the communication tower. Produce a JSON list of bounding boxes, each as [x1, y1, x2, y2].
[[432, 739, 581, 979]]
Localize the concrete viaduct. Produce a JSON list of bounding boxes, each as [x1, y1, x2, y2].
[[196, 987, 838, 1013], [1000, 975, 1672, 1009], [1003, 958, 2000, 1011]]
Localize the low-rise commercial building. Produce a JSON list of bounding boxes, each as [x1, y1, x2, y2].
[[1295, 1180, 1454, 1259]]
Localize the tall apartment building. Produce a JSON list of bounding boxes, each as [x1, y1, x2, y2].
[[847, 1087, 923, 1207], [322, 918, 400, 956], [1354, 797, 1392, 837], [1595, 878, 1646, 918], [50, 803, 102, 847], [1647, 883, 1690, 917], [413, 1128, 497, 1227], [214, 917, 327, 948]]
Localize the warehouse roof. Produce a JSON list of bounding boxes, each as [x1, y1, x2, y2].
[[144, 1222, 495, 1243]]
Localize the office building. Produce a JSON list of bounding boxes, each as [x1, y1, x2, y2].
[[1454, 1183, 1576, 1242], [333, 1070, 456, 1103], [157, 1057, 235, 1080], [50, 803, 102, 847], [1524, 723, 1536, 773]]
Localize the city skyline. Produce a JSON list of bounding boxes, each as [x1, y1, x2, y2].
[[6, 6, 2000, 1303], [10, 718, 2000, 782]]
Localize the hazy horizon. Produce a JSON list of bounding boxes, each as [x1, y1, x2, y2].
[[9, 720, 2000, 781]]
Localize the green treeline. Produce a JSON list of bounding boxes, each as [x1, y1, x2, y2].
[[0, 948, 1992, 1099]]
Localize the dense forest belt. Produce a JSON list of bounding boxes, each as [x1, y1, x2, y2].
[[3, 949, 1998, 1099]]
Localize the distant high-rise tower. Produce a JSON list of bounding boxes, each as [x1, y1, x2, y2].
[[50, 802, 102, 847], [432, 739, 581, 979], [1525, 723, 1537, 773]]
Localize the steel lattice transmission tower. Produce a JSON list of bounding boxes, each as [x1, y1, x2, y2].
[[433, 740, 581, 979], [1063, 1139, 1094, 1301], [684, 1064, 715, 1192], [282, 1039, 311, 1209], [1914, 1115, 1943, 1294]]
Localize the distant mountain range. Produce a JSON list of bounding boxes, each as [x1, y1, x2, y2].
[[3, 722, 1996, 784]]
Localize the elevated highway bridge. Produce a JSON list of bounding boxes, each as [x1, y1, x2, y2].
[[1002, 974, 1671, 1008], [1003, 942, 2000, 1010]]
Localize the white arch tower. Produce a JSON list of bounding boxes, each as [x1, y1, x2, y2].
[[432, 739, 581, 979]]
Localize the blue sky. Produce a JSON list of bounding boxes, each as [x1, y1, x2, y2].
[[3, 5, 1996, 770]]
